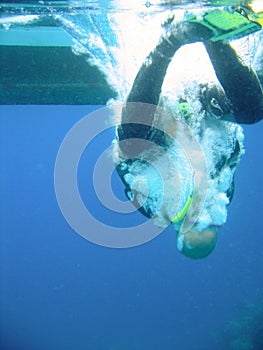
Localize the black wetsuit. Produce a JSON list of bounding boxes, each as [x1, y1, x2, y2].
[[116, 31, 263, 219], [118, 35, 263, 144]]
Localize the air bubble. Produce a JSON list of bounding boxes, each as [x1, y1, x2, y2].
[[145, 1, 151, 8]]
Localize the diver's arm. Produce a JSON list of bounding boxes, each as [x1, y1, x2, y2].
[[205, 41, 263, 124]]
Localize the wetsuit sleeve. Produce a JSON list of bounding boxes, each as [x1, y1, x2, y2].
[[204, 41, 263, 124]]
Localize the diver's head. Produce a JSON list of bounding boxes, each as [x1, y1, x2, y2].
[[199, 83, 233, 120], [176, 226, 218, 259]]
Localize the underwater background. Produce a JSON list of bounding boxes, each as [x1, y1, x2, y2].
[[1, 1, 263, 350], [1, 105, 263, 350]]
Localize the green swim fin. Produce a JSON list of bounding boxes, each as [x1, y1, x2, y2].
[[189, 8, 262, 42]]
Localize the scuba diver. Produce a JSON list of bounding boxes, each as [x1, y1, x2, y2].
[[113, 7, 263, 259]]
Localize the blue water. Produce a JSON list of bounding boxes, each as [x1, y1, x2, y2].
[[1, 104, 263, 350]]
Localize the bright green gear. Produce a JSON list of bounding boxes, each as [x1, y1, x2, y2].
[[178, 100, 191, 119], [171, 194, 193, 224], [189, 8, 262, 42]]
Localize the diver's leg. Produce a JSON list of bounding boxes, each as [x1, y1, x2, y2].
[[118, 21, 213, 153], [126, 37, 179, 105], [205, 41, 263, 124], [118, 34, 181, 145]]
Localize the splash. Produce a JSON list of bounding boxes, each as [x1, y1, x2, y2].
[[55, 9, 168, 98], [1, 2, 261, 99], [54, 4, 262, 100]]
